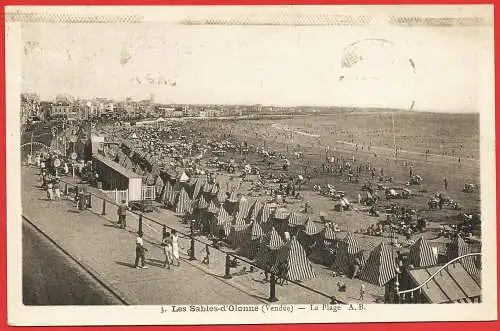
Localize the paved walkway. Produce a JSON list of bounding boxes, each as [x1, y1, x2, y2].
[[22, 167, 262, 305], [23, 166, 384, 304]]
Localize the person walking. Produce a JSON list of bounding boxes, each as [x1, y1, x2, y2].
[[46, 179, 54, 200], [117, 200, 128, 229], [161, 231, 173, 269], [171, 229, 180, 266], [134, 232, 148, 269], [53, 177, 61, 200]]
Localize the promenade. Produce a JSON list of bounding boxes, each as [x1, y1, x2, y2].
[[22, 166, 262, 305], [22, 166, 383, 305]]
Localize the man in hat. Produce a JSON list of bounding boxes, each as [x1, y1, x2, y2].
[[117, 200, 129, 229]]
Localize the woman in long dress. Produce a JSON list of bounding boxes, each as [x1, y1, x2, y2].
[[162, 231, 173, 269], [171, 229, 180, 266]]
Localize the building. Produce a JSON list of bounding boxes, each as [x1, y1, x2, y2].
[[50, 102, 78, 120], [92, 154, 143, 202]]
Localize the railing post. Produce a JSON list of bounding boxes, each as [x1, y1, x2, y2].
[[223, 254, 232, 279], [138, 214, 143, 234], [101, 199, 106, 215], [268, 273, 279, 302]]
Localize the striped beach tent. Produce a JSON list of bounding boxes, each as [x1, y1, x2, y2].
[[203, 181, 214, 194], [447, 236, 480, 283], [217, 187, 227, 204], [359, 242, 397, 286], [274, 208, 289, 221], [248, 199, 263, 222], [357, 249, 371, 269], [198, 194, 209, 210], [238, 221, 264, 259], [175, 186, 192, 215], [193, 178, 206, 200], [287, 212, 306, 228], [274, 236, 317, 281], [210, 182, 219, 195], [207, 200, 219, 214], [228, 190, 239, 203], [255, 227, 285, 269], [186, 177, 198, 198], [165, 182, 178, 207], [332, 233, 360, 274], [227, 223, 251, 249], [259, 203, 273, 224], [319, 225, 336, 248], [409, 237, 438, 267], [298, 217, 320, 249], [235, 196, 252, 225]]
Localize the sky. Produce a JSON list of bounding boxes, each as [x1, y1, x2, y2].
[[16, 6, 494, 112]]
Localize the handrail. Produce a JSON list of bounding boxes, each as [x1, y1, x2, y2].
[[397, 253, 481, 295], [58, 176, 341, 303]]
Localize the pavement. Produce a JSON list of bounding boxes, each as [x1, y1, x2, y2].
[[22, 166, 384, 305]]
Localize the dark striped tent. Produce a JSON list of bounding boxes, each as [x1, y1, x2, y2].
[[359, 242, 397, 286], [217, 187, 227, 204], [207, 200, 219, 214], [287, 212, 306, 228], [274, 236, 316, 281], [255, 227, 285, 270], [259, 203, 273, 224], [238, 221, 264, 259], [274, 208, 289, 221], [319, 225, 336, 248], [235, 196, 252, 225], [198, 194, 209, 209], [447, 236, 480, 284], [228, 190, 239, 203], [298, 217, 321, 250], [175, 186, 192, 215], [409, 237, 438, 267], [332, 233, 360, 274], [193, 178, 206, 200], [216, 204, 233, 237], [248, 199, 263, 221], [202, 182, 214, 194], [227, 223, 251, 249]]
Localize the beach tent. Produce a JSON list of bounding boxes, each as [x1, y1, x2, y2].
[[255, 227, 285, 269], [235, 196, 252, 225], [319, 225, 336, 248], [274, 236, 317, 281], [446, 236, 480, 284], [175, 186, 192, 215], [248, 199, 263, 222], [259, 203, 273, 225], [227, 223, 251, 249], [238, 221, 264, 259], [298, 217, 321, 248], [359, 242, 398, 286], [287, 212, 306, 228], [332, 232, 360, 274], [409, 237, 438, 268]]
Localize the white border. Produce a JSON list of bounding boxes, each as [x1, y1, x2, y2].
[[6, 5, 498, 326]]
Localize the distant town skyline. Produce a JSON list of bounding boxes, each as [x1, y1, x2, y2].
[[18, 6, 493, 113]]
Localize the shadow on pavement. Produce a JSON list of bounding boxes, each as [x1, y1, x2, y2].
[[115, 261, 137, 269]]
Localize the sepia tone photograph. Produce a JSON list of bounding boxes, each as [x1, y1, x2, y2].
[[5, 4, 497, 326]]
